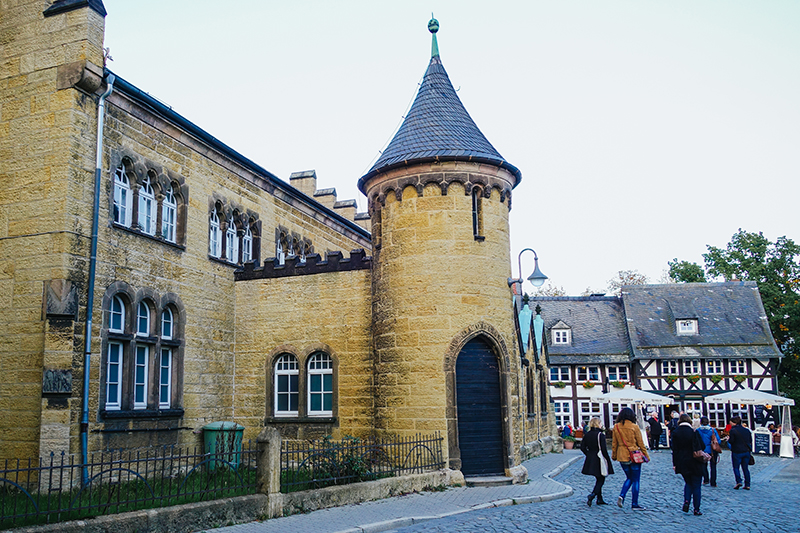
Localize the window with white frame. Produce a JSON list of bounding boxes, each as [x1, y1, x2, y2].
[[729, 359, 746, 375], [138, 175, 156, 235], [607, 366, 629, 382], [113, 166, 132, 227], [610, 403, 633, 423], [577, 366, 600, 382], [162, 185, 176, 243], [683, 360, 700, 375], [579, 400, 602, 426], [552, 329, 571, 345], [209, 211, 222, 258], [308, 353, 333, 416], [661, 360, 678, 375], [707, 402, 726, 428], [103, 291, 182, 413], [730, 404, 749, 426], [274, 354, 299, 417], [225, 216, 239, 263], [684, 400, 703, 415], [550, 366, 570, 383], [707, 360, 722, 374], [242, 226, 253, 263], [554, 401, 572, 427], [677, 319, 698, 335]]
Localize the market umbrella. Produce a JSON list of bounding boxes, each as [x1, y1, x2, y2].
[[594, 388, 672, 449], [705, 388, 794, 458]]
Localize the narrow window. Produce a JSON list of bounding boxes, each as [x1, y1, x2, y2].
[[161, 307, 173, 340], [226, 217, 239, 263], [113, 166, 132, 227], [110, 296, 125, 332], [134, 345, 149, 409], [162, 184, 177, 243], [307, 353, 333, 416], [274, 354, 299, 416], [554, 401, 571, 427], [471, 187, 484, 240], [242, 226, 253, 263], [209, 211, 222, 258], [138, 175, 156, 235], [106, 342, 122, 410], [159, 348, 172, 409], [137, 301, 150, 336]]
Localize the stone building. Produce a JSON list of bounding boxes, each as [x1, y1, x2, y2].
[[0, 1, 554, 479]]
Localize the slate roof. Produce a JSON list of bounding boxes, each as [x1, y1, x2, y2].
[[622, 281, 782, 360], [531, 296, 631, 362], [359, 54, 520, 190]]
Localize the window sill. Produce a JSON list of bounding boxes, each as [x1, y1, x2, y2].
[[111, 222, 185, 251], [265, 416, 337, 425], [208, 255, 244, 268], [100, 408, 184, 420]]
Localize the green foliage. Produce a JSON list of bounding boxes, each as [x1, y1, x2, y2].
[[667, 259, 707, 283], [669, 229, 800, 421]]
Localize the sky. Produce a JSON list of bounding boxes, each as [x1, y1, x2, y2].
[[102, 0, 799, 295]]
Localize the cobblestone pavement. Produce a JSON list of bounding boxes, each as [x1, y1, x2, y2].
[[388, 450, 800, 533]]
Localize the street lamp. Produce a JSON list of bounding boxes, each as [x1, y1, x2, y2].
[[508, 248, 548, 289]]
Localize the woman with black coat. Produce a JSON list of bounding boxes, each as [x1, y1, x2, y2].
[[671, 413, 706, 515], [581, 417, 614, 506]]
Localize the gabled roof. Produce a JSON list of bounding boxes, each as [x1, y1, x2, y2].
[[358, 22, 520, 191], [532, 296, 631, 360], [622, 282, 782, 360]]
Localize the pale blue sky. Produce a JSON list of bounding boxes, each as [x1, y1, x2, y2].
[[103, 1, 800, 294]]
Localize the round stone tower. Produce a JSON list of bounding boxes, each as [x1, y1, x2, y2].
[[358, 19, 525, 476]]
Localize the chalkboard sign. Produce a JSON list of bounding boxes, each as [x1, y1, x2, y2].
[[753, 429, 772, 455], [659, 424, 668, 448]]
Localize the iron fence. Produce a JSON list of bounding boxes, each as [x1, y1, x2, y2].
[[280, 432, 444, 493], [0, 441, 257, 530]]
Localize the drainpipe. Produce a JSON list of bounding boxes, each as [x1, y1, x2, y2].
[[81, 72, 115, 484]]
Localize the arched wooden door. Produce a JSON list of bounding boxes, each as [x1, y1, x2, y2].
[[455, 336, 505, 476]]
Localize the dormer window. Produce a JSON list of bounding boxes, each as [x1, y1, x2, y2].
[[677, 319, 698, 335], [553, 329, 571, 345]]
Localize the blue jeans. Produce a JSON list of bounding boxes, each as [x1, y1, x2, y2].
[[619, 462, 641, 506], [731, 452, 751, 486], [681, 473, 702, 511]]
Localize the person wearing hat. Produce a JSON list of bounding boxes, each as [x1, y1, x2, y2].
[[647, 412, 662, 451]]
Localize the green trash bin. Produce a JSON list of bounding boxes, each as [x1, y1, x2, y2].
[[202, 422, 245, 470]]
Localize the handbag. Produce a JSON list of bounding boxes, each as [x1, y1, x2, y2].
[[693, 449, 711, 463], [749, 454, 755, 466], [615, 425, 647, 464], [597, 432, 609, 476], [711, 432, 723, 454], [693, 430, 711, 462]]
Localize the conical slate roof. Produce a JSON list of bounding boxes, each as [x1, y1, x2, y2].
[[359, 25, 520, 191]]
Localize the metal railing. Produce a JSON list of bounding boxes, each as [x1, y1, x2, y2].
[[280, 432, 444, 493], [0, 442, 257, 530]]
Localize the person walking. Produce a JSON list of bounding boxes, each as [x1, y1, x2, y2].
[[647, 412, 662, 451], [611, 407, 649, 510], [696, 416, 721, 487], [671, 413, 706, 515], [727, 415, 753, 490], [581, 417, 614, 506]]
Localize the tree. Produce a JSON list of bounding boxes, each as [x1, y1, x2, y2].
[[607, 269, 649, 296], [667, 260, 707, 283], [670, 229, 800, 416], [533, 283, 567, 297]]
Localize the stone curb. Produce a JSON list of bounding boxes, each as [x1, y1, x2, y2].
[[328, 456, 581, 533]]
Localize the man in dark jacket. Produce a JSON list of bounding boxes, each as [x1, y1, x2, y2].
[[647, 413, 663, 450], [727, 415, 752, 489], [671, 413, 706, 515]]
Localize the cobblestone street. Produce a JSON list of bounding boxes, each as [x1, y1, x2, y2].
[[389, 450, 799, 533]]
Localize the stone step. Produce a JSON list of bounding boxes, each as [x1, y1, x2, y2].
[[464, 475, 513, 487]]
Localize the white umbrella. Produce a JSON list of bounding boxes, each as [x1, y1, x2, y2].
[[705, 387, 794, 458], [705, 388, 794, 406], [594, 388, 673, 405]]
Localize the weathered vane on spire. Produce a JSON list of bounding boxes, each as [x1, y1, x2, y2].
[[428, 15, 439, 58]]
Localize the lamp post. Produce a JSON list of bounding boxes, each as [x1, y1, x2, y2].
[[508, 248, 548, 292]]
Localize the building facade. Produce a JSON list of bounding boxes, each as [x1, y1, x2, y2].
[[537, 282, 783, 430], [0, 1, 554, 479]]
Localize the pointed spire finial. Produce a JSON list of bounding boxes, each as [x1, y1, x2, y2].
[[428, 15, 439, 58]]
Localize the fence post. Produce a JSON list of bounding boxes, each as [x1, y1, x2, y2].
[[256, 427, 281, 495]]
